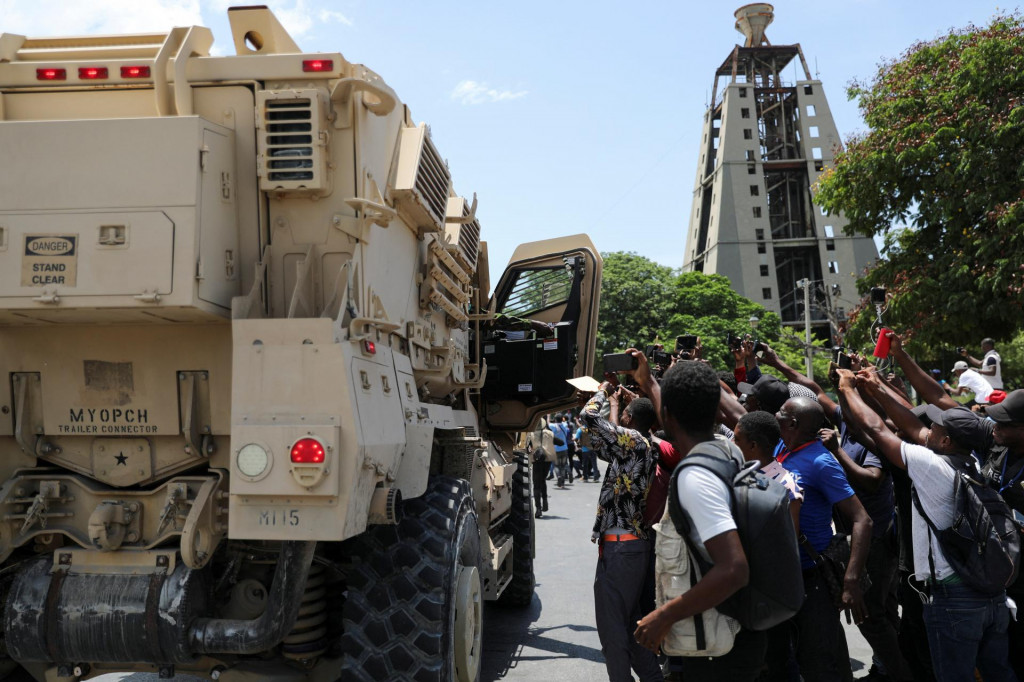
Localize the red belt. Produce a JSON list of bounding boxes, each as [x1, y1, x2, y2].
[[602, 533, 640, 542]]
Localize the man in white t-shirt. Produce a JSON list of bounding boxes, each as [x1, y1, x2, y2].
[[962, 338, 1004, 390], [633, 361, 765, 682], [948, 360, 994, 404], [837, 368, 1016, 682]]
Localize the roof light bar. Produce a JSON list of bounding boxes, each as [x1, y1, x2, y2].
[[302, 59, 333, 73], [79, 67, 108, 80], [121, 65, 151, 79], [36, 68, 66, 81]]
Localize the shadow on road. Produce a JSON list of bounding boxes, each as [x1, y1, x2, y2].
[[481, 592, 603, 680]]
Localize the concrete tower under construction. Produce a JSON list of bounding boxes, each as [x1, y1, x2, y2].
[[682, 4, 877, 338]]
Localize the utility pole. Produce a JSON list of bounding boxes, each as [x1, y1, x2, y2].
[[796, 278, 813, 380]]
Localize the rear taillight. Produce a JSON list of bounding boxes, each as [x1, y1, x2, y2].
[[290, 438, 326, 464]]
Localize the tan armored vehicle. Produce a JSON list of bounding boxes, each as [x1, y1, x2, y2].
[[0, 7, 602, 681]]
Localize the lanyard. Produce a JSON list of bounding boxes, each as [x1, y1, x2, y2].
[[1000, 456, 1024, 495], [777, 440, 815, 464]]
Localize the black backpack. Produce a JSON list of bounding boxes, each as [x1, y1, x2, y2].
[[911, 454, 1021, 596], [667, 439, 804, 631]]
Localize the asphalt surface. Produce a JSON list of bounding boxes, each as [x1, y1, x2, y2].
[[98, 461, 874, 682]]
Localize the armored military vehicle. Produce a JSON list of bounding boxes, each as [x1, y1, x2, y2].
[[0, 7, 602, 681]]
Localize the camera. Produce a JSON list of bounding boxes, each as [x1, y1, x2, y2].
[[870, 286, 887, 306], [675, 334, 698, 352], [752, 340, 767, 357], [726, 331, 742, 351], [956, 346, 966, 355]]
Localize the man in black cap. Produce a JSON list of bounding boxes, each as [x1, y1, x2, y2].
[[837, 369, 1017, 682], [979, 389, 1024, 678], [737, 374, 790, 416]]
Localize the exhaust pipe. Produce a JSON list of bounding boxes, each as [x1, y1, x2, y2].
[[189, 541, 317, 655]]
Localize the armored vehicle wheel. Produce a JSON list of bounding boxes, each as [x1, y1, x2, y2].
[[339, 476, 482, 682], [496, 450, 535, 607]]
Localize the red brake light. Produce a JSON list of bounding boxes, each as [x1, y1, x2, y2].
[[79, 67, 108, 80], [302, 59, 333, 73], [290, 438, 326, 464], [121, 65, 151, 78], [36, 68, 66, 81], [363, 340, 376, 355]]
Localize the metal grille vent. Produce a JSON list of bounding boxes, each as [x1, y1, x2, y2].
[[444, 196, 481, 273], [394, 124, 452, 232], [257, 89, 328, 194], [265, 99, 314, 181]]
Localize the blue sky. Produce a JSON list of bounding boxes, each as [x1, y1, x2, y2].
[[2, 1, 1012, 284]]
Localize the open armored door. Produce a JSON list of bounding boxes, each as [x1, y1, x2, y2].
[[480, 234, 602, 432]]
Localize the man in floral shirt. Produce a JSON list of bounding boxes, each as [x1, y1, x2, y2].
[[582, 369, 664, 682]]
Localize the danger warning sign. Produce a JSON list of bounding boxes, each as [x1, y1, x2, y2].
[[22, 234, 78, 287]]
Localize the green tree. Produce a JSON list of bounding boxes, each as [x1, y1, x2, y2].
[[596, 254, 831, 380], [596, 252, 676, 362], [815, 14, 1024, 348]]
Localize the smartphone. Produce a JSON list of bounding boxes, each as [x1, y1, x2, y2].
[[675, 335, 698, 352], [837, 352, 852, 370], [652, 350, 674, 366], [752, 340, 767, 357], [870, 286, 887, 306], [726, 331, 741, 351], [603, 352, 639, 373]]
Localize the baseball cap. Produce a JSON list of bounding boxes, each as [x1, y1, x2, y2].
[[737, 375, 790, 415], [985, 389, 1024, 424], [953, 361, 969, 371], [911, 404, 932, 426], [925, 404, 987, 451]]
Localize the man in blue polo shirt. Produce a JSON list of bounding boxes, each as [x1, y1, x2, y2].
[[767, 396, 873, 682]]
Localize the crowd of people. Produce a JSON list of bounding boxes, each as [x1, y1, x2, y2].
[[536, 333, 1022, 682]]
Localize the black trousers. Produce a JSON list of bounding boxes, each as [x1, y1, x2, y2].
[[594, 538, 663, 682], [531, 454, 548, 509], [765, 566, 852, 682]]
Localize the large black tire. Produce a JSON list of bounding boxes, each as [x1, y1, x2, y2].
[[496, 450, 535, 607], [339, 477, 482, 682]]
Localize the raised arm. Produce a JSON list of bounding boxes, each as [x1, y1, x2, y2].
[[819, 428, 883, 493], [630, 348, 661, 423], [580, 384, 647, 462], [888, 331, 957, 409], [761, 344, 838, 415], [834, 369, 906, 470]]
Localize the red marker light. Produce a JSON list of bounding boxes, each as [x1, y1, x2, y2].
[[363, 340, 376, 355], [121, 65, 151, 78], [36, 68, 66, 81], [290, 438, 326, 464], [302, 59, 333, 73], [79, 67, 108, 80]]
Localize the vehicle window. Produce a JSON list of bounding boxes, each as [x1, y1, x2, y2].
[[500, 265, 573, 317]]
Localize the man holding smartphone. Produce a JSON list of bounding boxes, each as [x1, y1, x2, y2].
[[582, 351, 664, 682]]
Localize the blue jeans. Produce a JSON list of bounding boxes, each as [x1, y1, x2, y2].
[[922, 582, 1017, 682]]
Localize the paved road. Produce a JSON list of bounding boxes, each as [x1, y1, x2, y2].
[[99, 463, 874, 681]]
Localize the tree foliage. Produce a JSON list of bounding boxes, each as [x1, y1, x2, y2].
[[596, 252, 831, 379], [815, 14, 1024, 348]]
